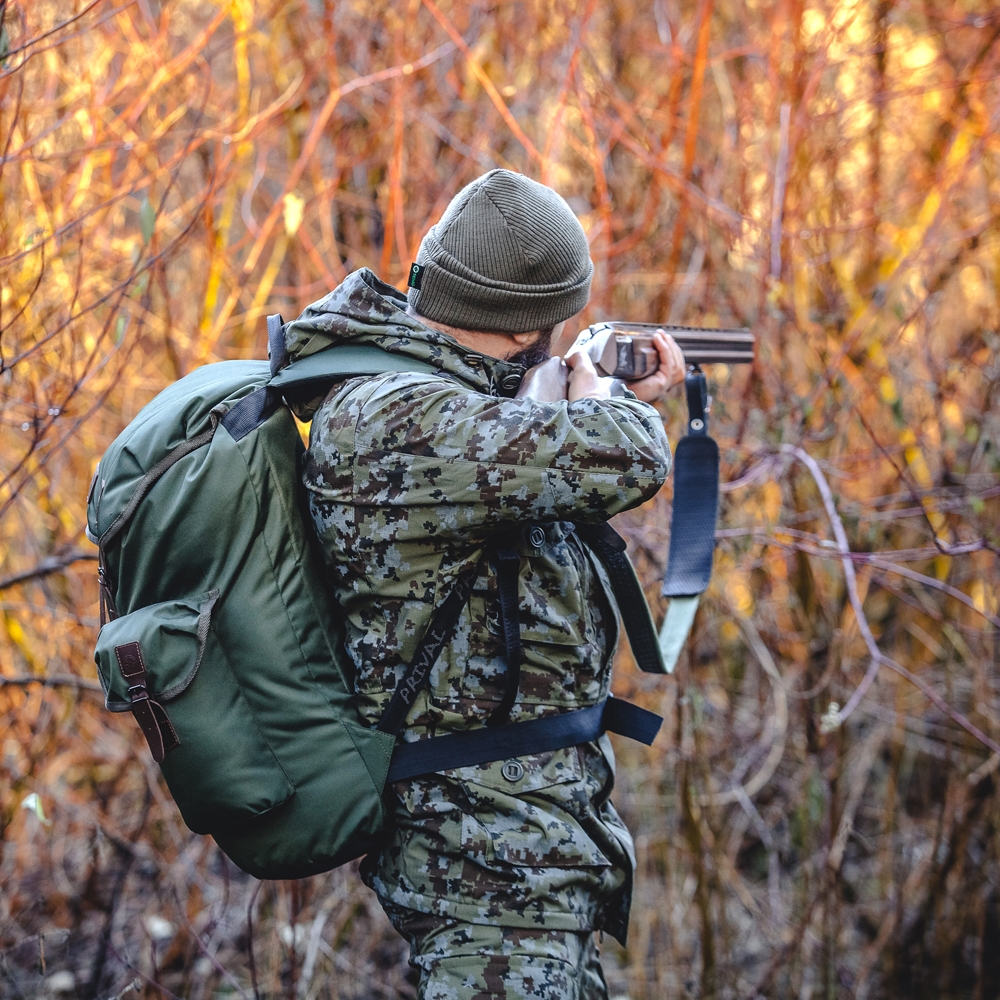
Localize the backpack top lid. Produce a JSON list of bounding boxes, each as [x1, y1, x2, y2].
[[87, 360, 270, 546]]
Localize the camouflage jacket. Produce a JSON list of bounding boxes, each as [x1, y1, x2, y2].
[[293, 269, 671, 733], [294, 269, 671, 943]]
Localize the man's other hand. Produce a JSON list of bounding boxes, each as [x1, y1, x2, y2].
[[625, 329, 686, 402], [565, 350, 614, 401]]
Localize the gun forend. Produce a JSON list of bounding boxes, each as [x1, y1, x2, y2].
[[580, 322, 755, 379]]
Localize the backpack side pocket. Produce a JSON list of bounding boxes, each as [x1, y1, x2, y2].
[[95, 592, 294, 833]]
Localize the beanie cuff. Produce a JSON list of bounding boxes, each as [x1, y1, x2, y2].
[[407, 263, 591, 332], [408, 239, 592, 332]]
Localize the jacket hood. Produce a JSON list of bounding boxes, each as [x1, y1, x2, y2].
[[282, 269, 528, 401]]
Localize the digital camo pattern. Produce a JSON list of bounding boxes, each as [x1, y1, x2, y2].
[[365, 738, 637, 946], [298, 269, 671, 951], [385, 909, 609, 1000]]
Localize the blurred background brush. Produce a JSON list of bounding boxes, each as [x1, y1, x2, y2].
[[1, 1, 999, 998]]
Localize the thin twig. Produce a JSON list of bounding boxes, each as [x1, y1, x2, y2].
[[781, 444, 1000, 756], [171, 889, 251, 1000], [699, 605, 788, 806], [769, 102, 791, 279], [247, 881, 263, 1000], [102, 978, 142, 1000], [0, 548, 96, 591], [0, 674, 103, 692], [780, 444, 894, 723]]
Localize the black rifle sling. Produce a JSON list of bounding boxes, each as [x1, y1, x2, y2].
[[574, 522, 666, 674], [486, 523, 666, 720], [485, 536, 522, 728], [376, 556, 485, 735]]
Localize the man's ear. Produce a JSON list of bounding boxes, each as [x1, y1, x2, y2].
[[511, 320, 567, 348]]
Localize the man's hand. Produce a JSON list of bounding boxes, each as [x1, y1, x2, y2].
[[516, 357, 569, 401], [565, 329, 686, 402], [625, 329, 686, 402], [565, 350, 614, 401]]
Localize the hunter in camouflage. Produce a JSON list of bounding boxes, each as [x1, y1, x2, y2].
[[294, 170, 683, 998]]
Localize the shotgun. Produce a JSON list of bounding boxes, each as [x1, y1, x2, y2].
[[579, 321, 755, 378], [517, 322, 755, 400]]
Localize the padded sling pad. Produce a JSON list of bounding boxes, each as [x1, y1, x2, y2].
[[662, 434, 720, 597], [658, 369, 721, 672]]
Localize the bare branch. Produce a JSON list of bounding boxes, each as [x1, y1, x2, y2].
[[0, 548, 97, 591], [0, 673, 103, 691]]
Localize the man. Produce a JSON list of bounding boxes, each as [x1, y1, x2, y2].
[[290, 169, 685, 998]]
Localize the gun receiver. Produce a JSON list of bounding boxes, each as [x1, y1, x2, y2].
[[581, 322, 755, 379]]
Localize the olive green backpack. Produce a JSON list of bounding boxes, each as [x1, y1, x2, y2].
[[88, 318, 664, 880], [87, 334, 441, 878]]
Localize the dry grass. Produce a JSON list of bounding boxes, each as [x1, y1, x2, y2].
[[1, 1, 999, 997]]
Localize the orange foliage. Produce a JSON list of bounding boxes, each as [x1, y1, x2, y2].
[[2, 1, 999, 997]]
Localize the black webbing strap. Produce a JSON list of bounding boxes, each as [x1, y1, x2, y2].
[[267, 314, 288, 376], [574, 522, 666, 674], [221, 386, 283, 443], [376, 557, 486, 735], [662, 368, 720, 598], [685, 365, 708, 431], [486, 536, 522, 728], [386, 696, 663, 782]]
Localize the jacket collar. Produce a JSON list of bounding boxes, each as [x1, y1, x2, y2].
[[283, 269, 527, 398]]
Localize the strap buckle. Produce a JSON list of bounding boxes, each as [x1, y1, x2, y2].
[[684, 367, 709, 435]]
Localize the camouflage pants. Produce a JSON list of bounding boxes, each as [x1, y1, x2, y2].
[[364, 744, 631, 998], [389, 910, 609, 1000]]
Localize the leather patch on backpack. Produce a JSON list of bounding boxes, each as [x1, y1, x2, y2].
[[115, 641, 181, 763]]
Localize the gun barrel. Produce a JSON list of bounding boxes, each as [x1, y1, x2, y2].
[[583, 322, 754, 378]]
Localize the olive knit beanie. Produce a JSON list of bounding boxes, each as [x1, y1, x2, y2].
[[406, 169, 593, 334]]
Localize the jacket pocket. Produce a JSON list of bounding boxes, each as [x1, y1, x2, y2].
[[452, 747, 612, 868], [95, 592, 294, 834]]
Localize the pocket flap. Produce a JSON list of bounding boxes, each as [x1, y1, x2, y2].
[[95, 591, 218, 711], [450, 746, 582, 795]]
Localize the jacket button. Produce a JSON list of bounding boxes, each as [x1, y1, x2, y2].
[[528, 527, 546, 549], [501, 760, 524, 782], [501, 374, 521, 391]]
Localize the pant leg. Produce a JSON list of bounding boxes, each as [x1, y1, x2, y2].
[[391, 912, 610, 1000]]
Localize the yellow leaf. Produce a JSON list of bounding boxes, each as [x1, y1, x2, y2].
[[879, 376, 898, 404], [725, 576, 754, 617], [970, 581, 995, 616], [941, 400, 963, 432], [721, 620, 739, 642], [4, 613, 35, 669], [762, 481, 782, 524], [283, 193, 305, 236]]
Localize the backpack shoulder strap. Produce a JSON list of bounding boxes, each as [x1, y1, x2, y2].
[[221, 326, 440, 444], [372, 525, 666, 780], [574, 522, 667, 674], [269, 342, 437, 392]]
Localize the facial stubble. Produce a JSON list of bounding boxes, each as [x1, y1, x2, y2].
[[504, 327, 554, 370]]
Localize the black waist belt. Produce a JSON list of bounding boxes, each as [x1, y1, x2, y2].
[[386, 696, 662, 783]]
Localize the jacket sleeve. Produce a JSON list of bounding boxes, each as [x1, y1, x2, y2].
[[336, 373, 671, 527]]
